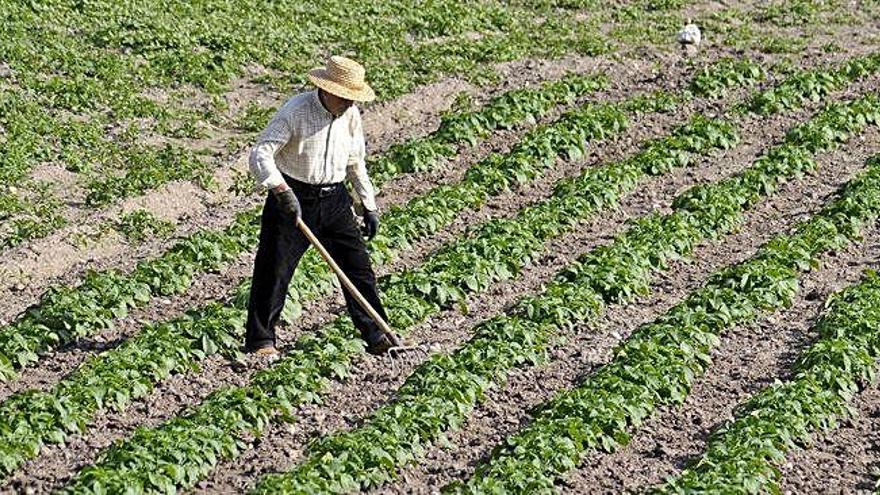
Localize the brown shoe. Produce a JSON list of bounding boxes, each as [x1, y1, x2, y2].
[[365, 332, 404, 355], [250, 346, 280, 361]]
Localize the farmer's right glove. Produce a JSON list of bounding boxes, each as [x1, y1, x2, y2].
[[274, 187, 301, 220]]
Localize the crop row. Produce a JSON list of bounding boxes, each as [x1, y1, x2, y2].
[[370, 72, 608, 183], [0, 0, 621, 210], [369, 102, 627, 265], [689, 57, 765, 98], [55, 111, 733, 492], [748, 51, 880, 114], [451, 100, 880, 493], [0, 74, 605, 382], [249, 93, 880, 494], [0, 92, 214, 204], [83, 145, 216, 207], [0, 87, 641, 482], [0, 0, 618, 244], [0, 99, 210, 246], [657, 262, 880, 493]]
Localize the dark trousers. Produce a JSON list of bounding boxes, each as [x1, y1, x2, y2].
[[245, 175, 389, 352]]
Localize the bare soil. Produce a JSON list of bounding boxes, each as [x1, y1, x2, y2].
[[562, 133, 880, 494], [6, 2, 880, 493], [2, 49, 696, 492], [779, 384, 880, 494], [374, 85, 880, 495]]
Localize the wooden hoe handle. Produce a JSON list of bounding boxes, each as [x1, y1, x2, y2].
[[296, 217, 394, 335]]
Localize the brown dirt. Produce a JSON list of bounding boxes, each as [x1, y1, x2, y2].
[[0, 51, 689, 491], [560, 132, 880, 494], [363, 78, 474, 150], [779, 384, 880, 494], [372, 91, 846, 495], [5, 3, 880, 493], [29, 162, 85, 203]]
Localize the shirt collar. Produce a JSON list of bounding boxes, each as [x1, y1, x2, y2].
[[312, 90, 343, 119]]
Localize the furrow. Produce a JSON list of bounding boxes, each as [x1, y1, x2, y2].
[[383, 98, 878, 493], [564, 132, 880, 492], [53, 95, 735, 494], [650, 227, 880, 493], [450, 94, 880, 493], [778, 385, 880, 493]]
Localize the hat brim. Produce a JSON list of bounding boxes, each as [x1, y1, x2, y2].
[[308, 69, 376, 102]]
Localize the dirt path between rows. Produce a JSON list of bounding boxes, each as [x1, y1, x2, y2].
[[374, 89, 857, 495], [0, 47, 676, 403], [779, 384, 880, 493], [2, 52, 697, 493], [562, 131, 880, 493]]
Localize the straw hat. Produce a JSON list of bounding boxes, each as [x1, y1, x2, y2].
[[308, 55, 376, 102]]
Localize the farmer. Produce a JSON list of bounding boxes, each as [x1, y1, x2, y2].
[[245, 55, 403, 358]]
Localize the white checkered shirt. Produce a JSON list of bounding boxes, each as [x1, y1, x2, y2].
[[249, 90, 377, 211]]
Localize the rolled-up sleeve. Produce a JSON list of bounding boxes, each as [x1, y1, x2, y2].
[[248, 108, 293, 189], [346, 108, 378, 211]]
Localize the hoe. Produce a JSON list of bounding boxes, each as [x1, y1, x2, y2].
[[296, 217, 428, 365]]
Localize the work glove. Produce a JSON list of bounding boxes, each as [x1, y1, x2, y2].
[[274, 188, 301, 221], [362, 210, 379, 240]]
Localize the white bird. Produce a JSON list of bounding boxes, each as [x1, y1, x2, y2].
[[677, 22, 702, 47]]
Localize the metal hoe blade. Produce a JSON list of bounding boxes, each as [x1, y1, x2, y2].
[[388, 344, 429, 357], [385, 344, 430, 372]]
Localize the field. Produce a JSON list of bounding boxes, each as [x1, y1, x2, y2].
[[2, 0, 880, 493]]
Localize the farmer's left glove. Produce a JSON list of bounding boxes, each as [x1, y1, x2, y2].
[[274, 187, 301, 221], [362, 210, 379, 240]]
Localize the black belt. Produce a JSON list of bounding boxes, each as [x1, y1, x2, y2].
[[288, 178, 344, 199]]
